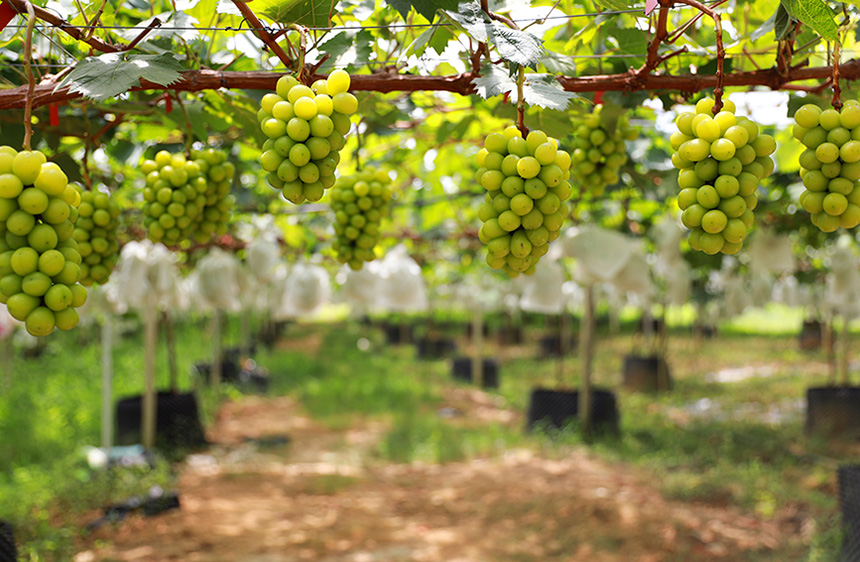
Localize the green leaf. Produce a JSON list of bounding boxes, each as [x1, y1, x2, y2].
[[593, 0, 629, 10], [119, 11, 201, 42], [385, 0, 459, 21], [751, 9, 776, 41], [440, 2, 543, 68], [440, 1, 492, 42], [58, 53, 184, 102], [472, 65, 516, 99], [316, 29, 373, 72], [520, 75, 577, 111], [428, 25, 454, 55], [237, 0, 338, 27], [541, 51, 577, 75], [490, 24, 544, 69], [782, 0, 837, 41], [401, 23, 452, 59], [774, 2, 794, 40]]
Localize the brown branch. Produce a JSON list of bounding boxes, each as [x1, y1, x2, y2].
[[125, 18, 163, 51], [674, 0, 724, 112], [4, 0, 157, 53], [832, 40, 842, 109], [489, 11, 519, 30], [4, 61, 860, 110], [230, 0, 293, 69], [643, 0, 671, 72]]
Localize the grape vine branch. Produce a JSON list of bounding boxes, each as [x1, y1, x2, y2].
[[0, 0, 856, 110]]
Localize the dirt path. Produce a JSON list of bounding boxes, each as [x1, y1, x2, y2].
[[76, 394, 809, 562]]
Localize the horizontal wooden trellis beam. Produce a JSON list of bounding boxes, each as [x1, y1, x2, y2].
[[0, 60, 856, 111]]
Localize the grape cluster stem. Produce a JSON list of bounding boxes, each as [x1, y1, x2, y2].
[[832, 40, 843, 111], [22, 1, 36, 151]]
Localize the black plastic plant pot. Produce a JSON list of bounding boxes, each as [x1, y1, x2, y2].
[[383, 322, 414, 345], [193, 360, 269, 393], [806, 387, 860, 440], [115, 391, 207, 451], [538, 333, 578, 358], [799, 320, 824, 352], [638, 317, 665, 334], [497, 325, 524, 346], [465, 322, 491, 340], [194, 358, 240, 383], [415, 337, 456, 360], [451, 357, 499, 389], [839, 465, 860, 561], [526, 388, 620, 435], [622, 355, 672, 392], [692, 323, 717, 339], [0, 520, 16, 562]]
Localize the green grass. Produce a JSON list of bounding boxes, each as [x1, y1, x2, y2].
[[1, 306, 855, 560]]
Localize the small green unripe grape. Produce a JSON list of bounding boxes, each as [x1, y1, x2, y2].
[[794, 104, 821, 129], [682, 204, 706, 228], [699, 232, 724, 255], [696, 185, 720, 209], [819, 109, 842, 130], [710, 139, 736, 161]]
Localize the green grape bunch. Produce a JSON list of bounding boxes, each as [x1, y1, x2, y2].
[[73, 185, 121, 286], [140, 150, 208, 246], [189, 148, 234, 243], [0, 146, 88, 336], [794, 100, 860, 232], [258, 70, 357, 204], [570, 105, 637, 196], [330, 167, 393, 270], [672, 98, 776, 255], [476, 126, 573, 277]]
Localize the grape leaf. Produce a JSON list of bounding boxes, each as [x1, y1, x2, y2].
[[593, 0, 629, 11], [440, 2, 543, 68], [428, 25, 454, 55], [489, 24, 543, 69], [774, 2, 794, 40], [750, 9, 776, 41], [58, 53, 184, 102], [384, 0, 459, 22], [402, 23, 452, 58], [228, 0, 338, 26], [472, 65, 516, 99], [440, 1, 492, 42], [119, 11, 200, 42], [782, 0, 837, 41], [520, 75, 577, 111], [541, 51, 577, 75]]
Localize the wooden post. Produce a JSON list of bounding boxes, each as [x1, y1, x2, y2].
[[163, 311, 178, 393], [101, 315, 114, 451], [211, 310, 222, 387], [142, 306, 158, 450], [241, 309, 251, 356], [840, 315, 851, 386], [579, 284, 595, 436], [471, 303, 484, 388]]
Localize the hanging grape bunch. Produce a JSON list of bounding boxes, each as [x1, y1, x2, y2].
[[794, 100, 860, 232], [189, 148, 234, 243], [673, 97, 776, 255], [258, 70, 357, 204], [0, 146, 88, 335], [73, 185, 121, 286], [330, 168, 393, 270], [140, 151, 207, 246], [476, 126, 572, 277], [570, 105, 637, 196]]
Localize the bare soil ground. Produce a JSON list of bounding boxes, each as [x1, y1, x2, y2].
[[76, 390, 811, 562]]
